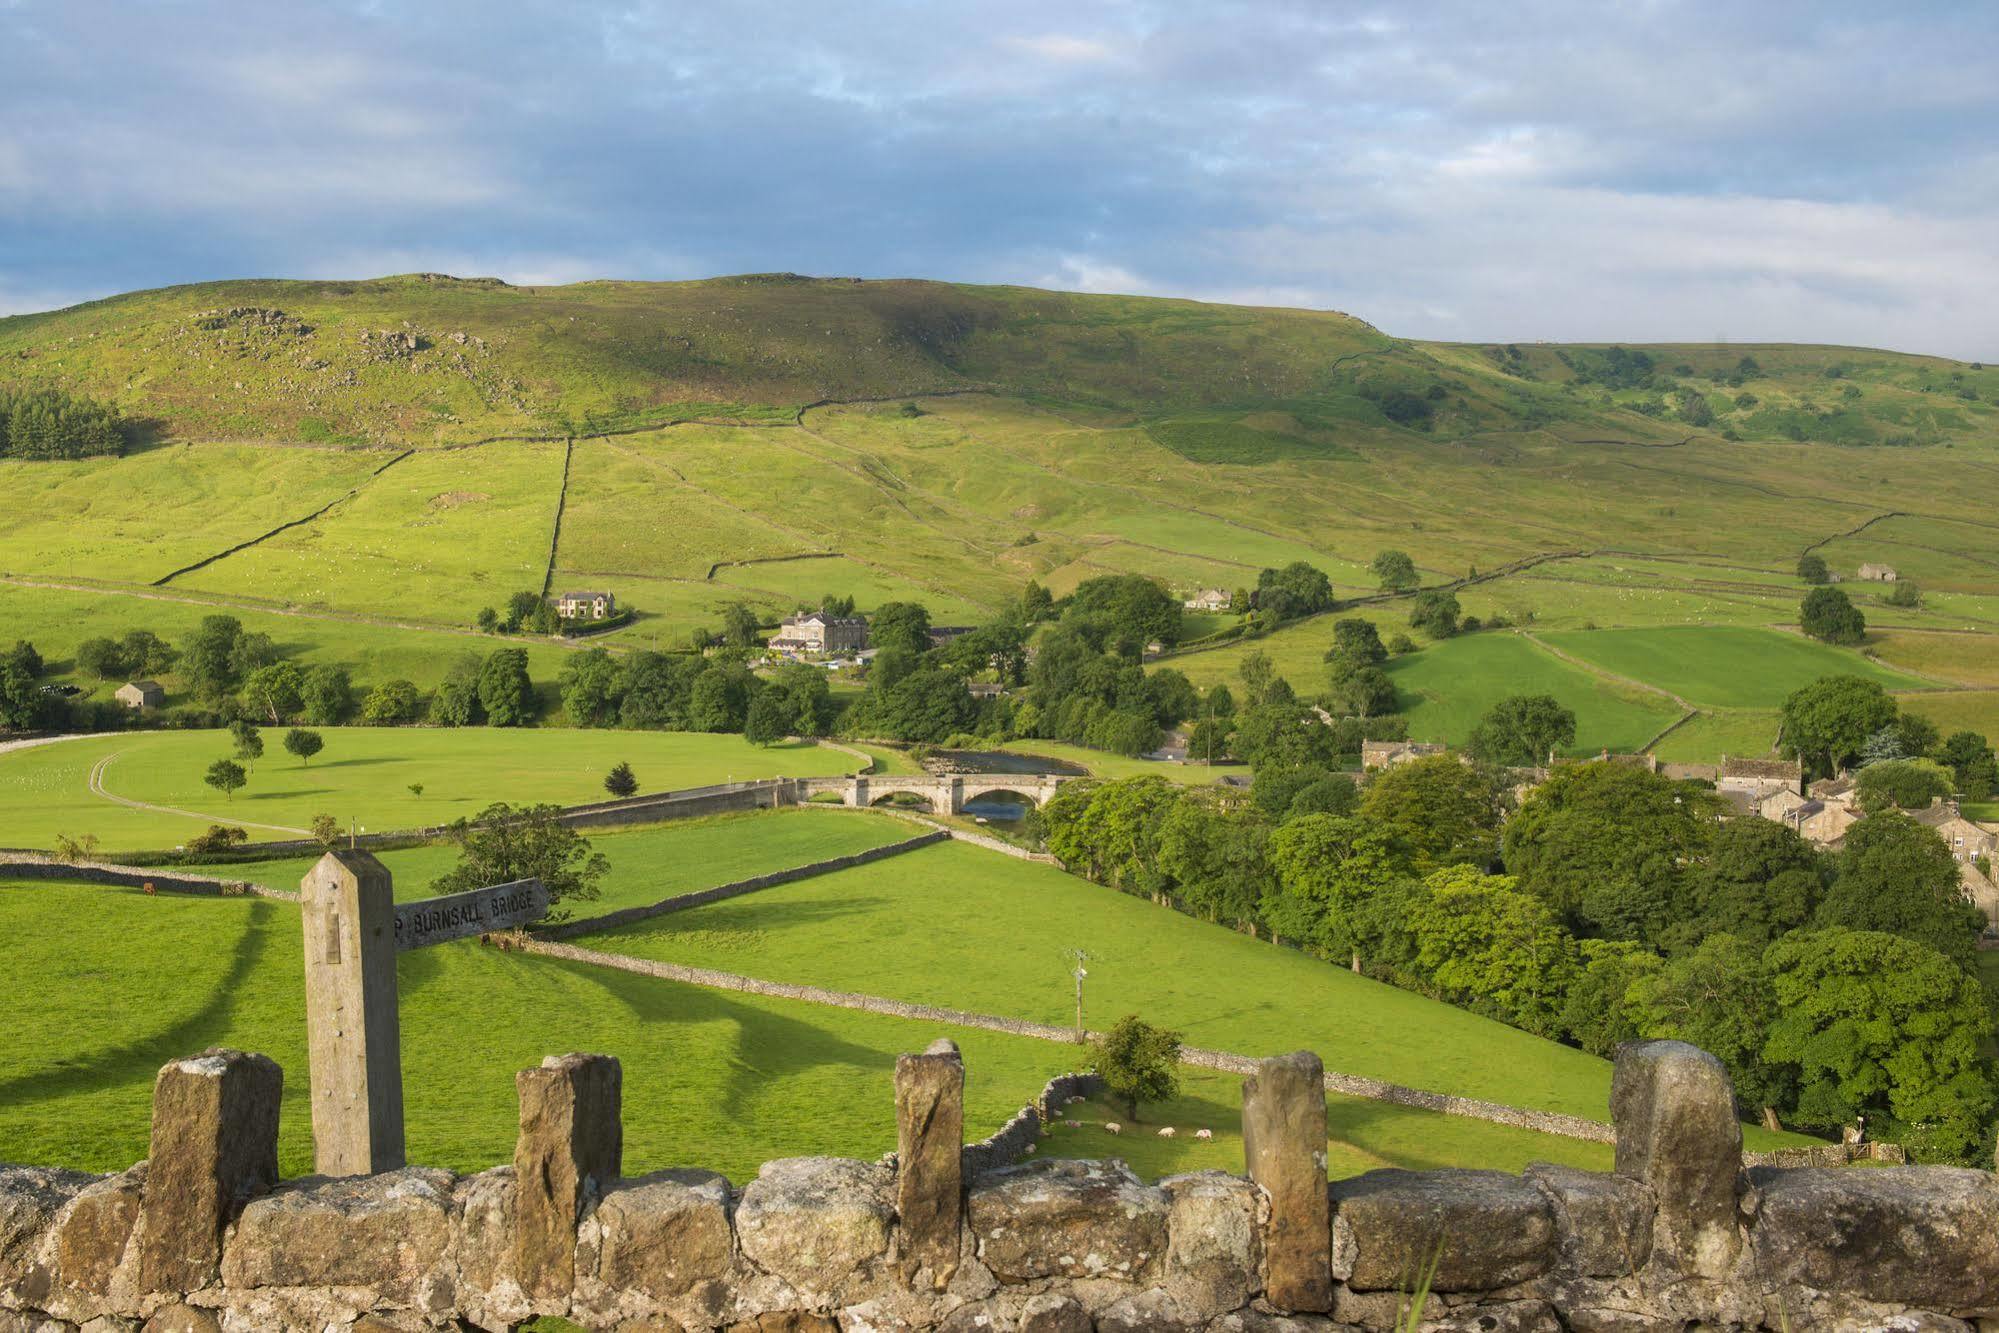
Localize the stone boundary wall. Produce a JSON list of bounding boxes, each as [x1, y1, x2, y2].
[[2, 1040, 1990, 1333], [0, 855, 300, 902], [533, 831, 949, 941], [520, 938, 1628, 1150], [1741, 1140, 1907, 1168]]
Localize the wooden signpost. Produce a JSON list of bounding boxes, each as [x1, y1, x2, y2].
[[301, 848, 548, 1176]]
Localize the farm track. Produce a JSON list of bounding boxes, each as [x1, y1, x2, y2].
[[85, 751, 310, 836], [150, 449, 415, 586]]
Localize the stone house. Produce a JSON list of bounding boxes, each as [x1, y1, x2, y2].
[[555, 591, 616, 620], [1757, 787, 1812, 826], [1183, 588, 1232, 612], [114, 680, 165, 710], [1717, 755, 1802, 801], [1909, 801, 1999, 925], [769, 613, 869, 656], [1796, 799, 1861, 847], [1857, 562, 1899, 582], [1359, 739, 1447, 771]]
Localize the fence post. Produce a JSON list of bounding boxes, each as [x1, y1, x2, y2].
[[137, 1049, 282, 1293], [1242, 1050, 1332, 1312], [896, 1038, 965, 1288], [1612, 1039, 1743, 1279], [301, 849, 404, 1176], [514, 1053, 623, 1301]]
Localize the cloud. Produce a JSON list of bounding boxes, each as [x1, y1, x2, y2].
[[0, 0, 1994, 357]]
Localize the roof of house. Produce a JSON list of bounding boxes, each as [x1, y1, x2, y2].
[[1718, 790, 1760, 817], [124, 680, 163, 693], [559, 590, 612, 602], [781, 613, 866, 628], [1722, 756, 1801, 780]]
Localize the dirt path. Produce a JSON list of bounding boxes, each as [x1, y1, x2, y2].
[[0, 732, 117, 760], [85, 751, 310, 837]]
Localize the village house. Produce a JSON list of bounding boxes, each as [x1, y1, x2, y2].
[[555, 590, 616, 620], [1717, 755, 1803, 801], [114, 680, 165, 710], [1857, 562, 1899, 582], [769, 612, 869, 656], [1360, 739, 1447, 771], [1183, 588, 1232, 612]]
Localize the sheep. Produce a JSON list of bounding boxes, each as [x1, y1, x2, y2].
[[1194, 1128, 1214, 1140], [1156, 1126, 1177, 1138], [1064, 1119, 1082, 1129], [1104, 1122, 1122, 1135], [1024, 1143, 1038, 1154]]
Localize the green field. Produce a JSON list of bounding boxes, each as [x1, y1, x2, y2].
[[1538, 626, 1929, 709], [0, 729, 853, 851]]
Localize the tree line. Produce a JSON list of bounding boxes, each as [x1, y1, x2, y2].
[[0, 387, 127, 460]]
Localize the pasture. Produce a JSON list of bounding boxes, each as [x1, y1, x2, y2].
[[1537, 626, 1927, 709], [0, 729, 855, 851]]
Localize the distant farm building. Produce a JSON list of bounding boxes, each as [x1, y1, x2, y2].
[[1857, 562, 1899, 582], [115, 680, 165, 710], [556, 591, 616, 620], [770, 613, 869, 656], [1360, 739, 1447, 771], [1183, 588, 1232, 612], [927, 626, 976, 649], [966, 681, 1005, 699]]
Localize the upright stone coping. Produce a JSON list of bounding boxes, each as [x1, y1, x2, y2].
[[1240, 1050, 1331, 1313], [10, 1039, 1999, 1330], [299, 849, 404, 1178], [895, 1036, 965, 1289], [135, 1048, 280, 1294]]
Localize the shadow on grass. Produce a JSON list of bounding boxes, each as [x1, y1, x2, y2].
[[0, 897, 280, 1107], [591, 894, 892, 944]]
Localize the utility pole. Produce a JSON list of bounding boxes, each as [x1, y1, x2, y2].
[[1069, 949, 1091, 1043]]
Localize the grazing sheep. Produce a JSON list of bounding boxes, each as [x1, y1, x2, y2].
[[1156, 1127, 1177, 1138], [1024, 1143, 1038, 1154], [1065, 1095, 1086, 1105], [1194, 1128, 1214, 1140], [1104, 1122, 1122, 1135], [1064, 1119, 1082, 1129]]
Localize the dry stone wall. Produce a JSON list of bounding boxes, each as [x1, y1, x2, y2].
[[3, 1041, 1996, 1332]]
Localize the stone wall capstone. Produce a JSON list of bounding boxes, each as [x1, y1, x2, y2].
[[3, 1041, 1995, 1331]]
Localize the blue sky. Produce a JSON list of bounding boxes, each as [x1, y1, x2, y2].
[[2, 1, 1995, 357]]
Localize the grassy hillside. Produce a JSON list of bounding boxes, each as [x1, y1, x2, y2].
[[5, 274, 1999, 762]]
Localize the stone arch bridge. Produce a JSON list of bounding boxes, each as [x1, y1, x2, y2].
[[794, 772, 1071, 815]]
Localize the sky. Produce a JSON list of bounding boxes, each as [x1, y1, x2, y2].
[[2, 1, 1996, 357]]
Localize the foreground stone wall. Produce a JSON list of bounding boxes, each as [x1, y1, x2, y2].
[[3, 1041, 1994, 1332]]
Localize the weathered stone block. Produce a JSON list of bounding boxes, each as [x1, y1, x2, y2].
[[1331, 1168, 1555, 1292], [514, 1052, 623, 1301], [726, 1312, 840, 1331], [967, 1157, 1166, 1284], [0, 1165, 97, 1284], [1094, 1286, 1205, 1332], [590, 1168, 733, 1299], [219, 1166, 453, 1301], [1609, 1040, 1740, 1279], [54, 1165, 144, 1298], [1241, 1050, 1331, 1313], [1747, 1166, 1999, 1312], [1016, 1292, 1091, 1333], [449, 1166, 516, 1303], [1160, 1170, 1258, 1314], [138, 1305, 219, 1333], [136, 1048, 281, 1294], [895, 1039, 965, 1289], [1420, 1301, 1561, 1332], [1523, 1161, 1653, 1277], [736, 1157, 892, 1298], [1204, 1312, 1346, 1331]]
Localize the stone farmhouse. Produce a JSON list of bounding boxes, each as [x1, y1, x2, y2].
[[1359, 739, 1446, 771], [1857, 562, 1899, 582], [555, 590, 616, 620], [114, 680, 164, 710], [769, 612, 868, 656], [1183, 587, 1232, 612]]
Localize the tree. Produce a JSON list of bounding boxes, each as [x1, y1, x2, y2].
[[1780, 675, 1898, 778], [1326, 618, 1388, 668], [1796, 553, 1830, 584], [1254, 562, 1334, 621], [1855, 757, 1956, 812], [1358, 754, 1506, 872], [870, 601, 933, 656], [408, 783, 425, 799], [241, 661, 304, 725], [229, 720, 263, 766], [1325, 663, 1397, 719], [1157, 792, 1270, 931], [432, 676, 484, 726], [431, 802, 608, 922], [1089, 1015, 1181, 1121], [503, 590, 543, 633], [687, 662, 758, 732], [1237, 650, 1278, 708], [604, 762, 639, 798], [283, 728, 324, 767], [74, 637, 127, 681], [1633, 934, 1791, 1119], [1407, 867, 1578, 1038], [362, 679, 423, 725], [1816, 812, 1984, 973], [1800, 586, 1866, 645], [1561, 940, 1661, 1057], [1371, 549, 1419, 591], [744, 691, 790, 746], [1266, 814, 1405, 968], [476, 606, 500, 633], [301, 665, 353, 725], [477, 648, 536, 726], [1466, 694, 1576, 766], [1763, 928, 1996, 1162], [1020, 580, 1055, 623], [560, 649, 624, 727], [1671, 817, 1826, 950], [5, 641, 42, 678], [203, 758, 247, 801], [310, 814, 339, 849], [1408, 589, 1460, 638], [179, 615, 245, 702], [1882, 581, 1921, 608], [120, 630, 176, 677], [526, 599, 560, 635], [0, 664, 42, 730], [1938, 731, 1998, 800]]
